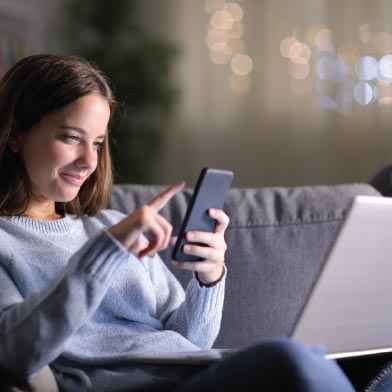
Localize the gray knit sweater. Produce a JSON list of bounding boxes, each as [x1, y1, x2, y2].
[[0, 210, 226, 391]]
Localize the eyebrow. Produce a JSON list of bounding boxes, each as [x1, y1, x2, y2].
[[60, 126, 106, 140]]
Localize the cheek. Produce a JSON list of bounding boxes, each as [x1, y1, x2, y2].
[[49, 144, 71, 166], [23, 143, 70, 178]]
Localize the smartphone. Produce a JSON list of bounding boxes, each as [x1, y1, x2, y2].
[[172, 168, 234, 262]]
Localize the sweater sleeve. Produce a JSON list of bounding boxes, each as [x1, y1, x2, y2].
[[98, 209, 225, 348], [0, 230, 129, 379], [145, 255, 226, 349]]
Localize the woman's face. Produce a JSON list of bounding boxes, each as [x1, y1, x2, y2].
[[14, 94, 110, 205]]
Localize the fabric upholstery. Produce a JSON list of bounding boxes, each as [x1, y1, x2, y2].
[[109, 183, 380, 349]]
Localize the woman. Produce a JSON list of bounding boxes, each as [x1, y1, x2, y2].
[[0, 54, 358, 392]]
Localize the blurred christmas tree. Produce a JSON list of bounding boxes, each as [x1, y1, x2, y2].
[[61, 0, 179, 183]]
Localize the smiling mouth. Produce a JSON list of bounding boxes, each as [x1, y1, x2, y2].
[[60, 173, 87, 186]]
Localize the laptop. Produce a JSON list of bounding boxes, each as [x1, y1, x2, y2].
[[129, 195, 392, 364], [292, 195, 392, 360]]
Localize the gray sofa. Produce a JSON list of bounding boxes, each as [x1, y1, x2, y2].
[[2, 182, 381, 391], [109, 183, 380, 348]]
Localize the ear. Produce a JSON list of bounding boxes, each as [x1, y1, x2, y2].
[[8, 121, 22, 153]]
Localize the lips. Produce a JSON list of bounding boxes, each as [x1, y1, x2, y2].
[[60, 172, 87, 186]]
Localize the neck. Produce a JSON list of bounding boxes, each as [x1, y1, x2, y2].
[[22, 201, 63, 221]]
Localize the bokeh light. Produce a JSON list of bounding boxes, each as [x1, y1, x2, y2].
[[306, 24, 326, 46], [210, 43, 232, 64], [227, 21, 244, 38], [316, 56, 337, 80], [379, 54, 392, 79], [356, 56, 378, 81], [231, 53, 253, 76], [205, 29, 228, 48], [210, 10, 234, 30], [334, 59, 351, 82], [280, 37, 299, 58], [377, 68, 392, 83], [205, 1, 252, 94], [353, 81, 374, 105], [279, 20, 392, 113], [315, 28, 334, 51], [289, 62, 310, 80], [289, 42, 311, 64], [223, 3, 244, 21]]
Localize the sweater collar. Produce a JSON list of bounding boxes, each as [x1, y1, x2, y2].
[[0, 214, 79, 234]]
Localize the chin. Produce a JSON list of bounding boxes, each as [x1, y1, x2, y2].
[[53, 189, 80, 203]]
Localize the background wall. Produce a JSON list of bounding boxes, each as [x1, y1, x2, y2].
[[145, 0, 392, 187], [1, 0, 392, 188]]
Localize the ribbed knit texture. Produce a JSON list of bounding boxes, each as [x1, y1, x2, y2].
[[0, 210, 225, 391]]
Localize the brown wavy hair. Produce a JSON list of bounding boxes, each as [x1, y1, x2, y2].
[[0, 54, 117, 217]]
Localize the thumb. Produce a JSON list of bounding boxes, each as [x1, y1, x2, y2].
[[170, 236, 178, 246]]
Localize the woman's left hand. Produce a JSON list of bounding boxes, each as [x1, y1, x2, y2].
[[172, 208, 229, 284]]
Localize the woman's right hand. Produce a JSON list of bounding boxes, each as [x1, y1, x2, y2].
[[108, 181, 185, 258]]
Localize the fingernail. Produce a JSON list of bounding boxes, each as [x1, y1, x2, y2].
[[210, 209, 216, 215], [184, 245, 191, 252], [187, 232, 194, 240]]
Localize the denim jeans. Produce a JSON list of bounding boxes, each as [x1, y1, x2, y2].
[[175, 338, 356, 392], [365, 360, 392, 392]]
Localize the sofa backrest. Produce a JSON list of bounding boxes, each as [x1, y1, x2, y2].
[[109, 183, 380, 349]]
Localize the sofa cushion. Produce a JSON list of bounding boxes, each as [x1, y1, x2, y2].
[[109, 183, 380, 349]]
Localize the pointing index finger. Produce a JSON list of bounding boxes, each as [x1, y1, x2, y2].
[[148, 181, 185, 211]]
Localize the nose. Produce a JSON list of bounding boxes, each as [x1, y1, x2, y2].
[[74, 144, 97, 171]]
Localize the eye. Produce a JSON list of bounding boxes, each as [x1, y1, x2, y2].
[[93, 141, 104, 151], [62, 134, 81, 144]]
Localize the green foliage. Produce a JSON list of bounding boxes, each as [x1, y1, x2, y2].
[[61, 0, 179, 183]]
